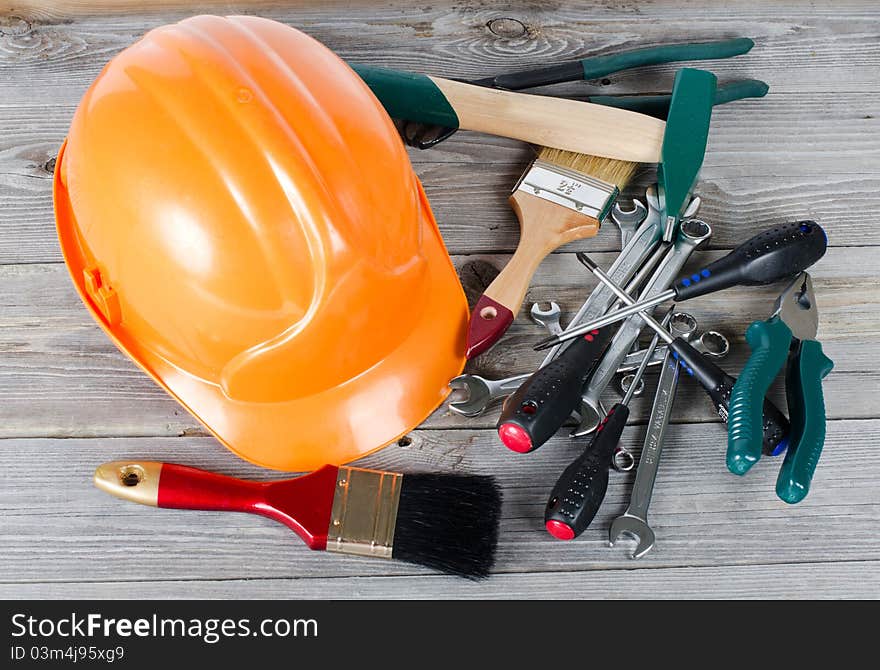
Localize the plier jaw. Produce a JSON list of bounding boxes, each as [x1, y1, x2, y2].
[[726, 272, 834, 504]]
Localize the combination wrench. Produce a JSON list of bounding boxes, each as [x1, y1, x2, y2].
[[609, 312, 697, 559], [573, 217, 712, 436], [528, 302, 563, 338]]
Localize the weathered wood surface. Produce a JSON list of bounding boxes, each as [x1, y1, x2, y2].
[[1, 0, 878, 599]]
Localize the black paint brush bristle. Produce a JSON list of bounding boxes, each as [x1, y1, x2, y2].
[[393, 473, 502, 579]]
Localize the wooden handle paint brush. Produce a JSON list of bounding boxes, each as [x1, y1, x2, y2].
[[352, 65, 666, 162], [465, 148, 638, 358], [467, 68, 719, 358], [94, 461, 502, 579]]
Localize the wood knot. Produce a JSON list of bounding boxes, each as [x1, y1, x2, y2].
[[43, 157, 56, 174], [486, 17, 527, 39], [458, 259, 501, 309], [0, 16, 32, 37]]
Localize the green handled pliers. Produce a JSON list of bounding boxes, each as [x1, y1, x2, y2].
[[381, 37, 767, 149], [727, 271, 834, 504]]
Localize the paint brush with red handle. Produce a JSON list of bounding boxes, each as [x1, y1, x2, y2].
[[94, 461, 501, 579]]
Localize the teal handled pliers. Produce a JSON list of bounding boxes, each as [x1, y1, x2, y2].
[[366, 37, 768, 149], [727, 271, 834, 504]]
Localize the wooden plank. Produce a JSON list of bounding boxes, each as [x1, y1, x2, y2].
[[2, 3, 879, 97], [0, 420, 877, 587], [0, 247, 873, 438], [4, 162, 880, 264], [3, 560, 877, 599], [1, 0, 878, 601], [3, 92, 878, 173]]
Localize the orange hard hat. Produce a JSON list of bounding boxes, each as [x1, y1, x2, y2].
[[54, 15, 467, 471]]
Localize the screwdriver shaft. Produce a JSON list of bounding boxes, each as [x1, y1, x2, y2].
[[558, 289, 677, 344], [579, 254, 674, 345], [621, 307, 674, 405]]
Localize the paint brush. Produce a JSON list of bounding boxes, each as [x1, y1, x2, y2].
[[465, 147, 638, 358], [94, 461, 502, 579]]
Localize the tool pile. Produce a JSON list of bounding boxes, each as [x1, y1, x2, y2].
[[53, 15, 832, 578], [436, 37, 832, 556]]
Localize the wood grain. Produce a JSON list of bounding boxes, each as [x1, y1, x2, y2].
[[0, 246, 875, 438], [3, 561, 877, 599], [432, 76, 665, 162], [0, 422, 877, 598], [1, 0, 878, 599]]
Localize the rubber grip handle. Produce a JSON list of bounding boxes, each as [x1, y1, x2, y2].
[[497, 327, 614, 453], [727, 317, 792, 475], [670, 338, 790, 455], [350, 65, 460, 128], [776, 340, 834, 504], [544, 405, 629, 539], [588, 79, 768, 119], [578, 38, 754, 80], [673, 221, 827, 301]]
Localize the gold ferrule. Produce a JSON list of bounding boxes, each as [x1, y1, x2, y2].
[[326, 466, 402, 559], [93, 461, 162, 507], [514, 159, 618, 221]]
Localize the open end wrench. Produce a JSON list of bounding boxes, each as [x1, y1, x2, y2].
[[448, 374, 529, 417], [574, 216, 711, 436], [530, 302, 563, 337], [613, 186, 699, 249], [609, 312, 696, 559], [612, 199, 646, 249]]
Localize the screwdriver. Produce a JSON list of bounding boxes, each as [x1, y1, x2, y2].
[[535, 221, 827, 351], [576, 253, 790, 455], [496, 244, 672, 454], [545, 308, 674, 540]]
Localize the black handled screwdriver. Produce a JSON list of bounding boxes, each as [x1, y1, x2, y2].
[[576, 254, 791, 455], [497, 322, 616, 453], [535, 221, 827, 351], [544, 308, 674, 540]]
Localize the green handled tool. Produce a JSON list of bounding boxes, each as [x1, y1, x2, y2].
[[589, 79, 768, 118], [727, 272, 834, 504], [482, 37, 754, 90], [657, 68, 717, 241], [352, 37, 766, 151]]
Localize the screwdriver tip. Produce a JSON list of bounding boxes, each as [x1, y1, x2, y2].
[[575, 252, 597, 270], [533, 336, 557, 351]]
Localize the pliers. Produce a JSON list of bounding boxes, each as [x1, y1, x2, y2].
[[398, 37, 768, 149], [727, 271, 834, 504]]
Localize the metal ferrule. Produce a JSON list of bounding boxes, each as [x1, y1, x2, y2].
[[326, 466, 402, 559], [514, 159, 618, 222]]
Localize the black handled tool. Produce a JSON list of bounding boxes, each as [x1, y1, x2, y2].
[[578, 254, 790, 454], [497, 257, 660, 453], [497, 325, 615, 453], [544, 309, 674, 540], [535, 221, 827, 350]]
